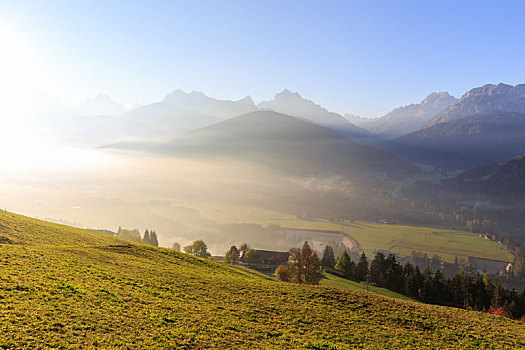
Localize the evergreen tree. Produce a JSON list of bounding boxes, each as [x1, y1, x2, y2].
[[354, 251, 369, 281], [385, 254, 403, 292], [432, 270, 447, 304], [321, 245, 336, 268], [150, 231, 159, 247], [335, 250, 354, 278], [369, 252, 386, 285], [143, 229, 151, 245]]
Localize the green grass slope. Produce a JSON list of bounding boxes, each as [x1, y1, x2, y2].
[[0, 211, 524, 349], [320, 273, 414, 302]]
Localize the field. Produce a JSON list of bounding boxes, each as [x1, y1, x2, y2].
[[185, 202, 513, 263], [320, 273, 414, 301], [0, 211, 524, 348], [254, 269, 412, 302]]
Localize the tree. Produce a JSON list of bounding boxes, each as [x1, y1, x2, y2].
[[143, 229, 151, 245], [369, 252, 386, 285], [321, 245, 336, 268], [239, 243, 248, 253], [183, 240, 211, 258], [288, 241, 323, 285], [119, 228, 141, 242], [150, 231, 159, 247], [243, 249, 260, 265], [354, 251, 369, 281], [335, 250, 354, 278], [275, 264, 292, 282], [171, 242, 181, 251], [225, 245, 240, 264]]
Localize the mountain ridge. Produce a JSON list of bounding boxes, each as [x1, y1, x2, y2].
[[422, 83, 525, 128], [155, 110, 419, 180], [357, 92, 458, 139], [258, 89, 375, 143]]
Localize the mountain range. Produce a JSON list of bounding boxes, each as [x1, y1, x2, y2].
[[386, 83, 525, 169], [28, 82, 525, 174], [258, 89, 375, 143], [74, 93, 126, 117], [355, 92, 458, 139], [154, 110, 418, 180]]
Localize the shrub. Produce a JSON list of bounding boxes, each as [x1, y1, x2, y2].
[[275, 264, 292, 282], [489, 307, 511, 319]]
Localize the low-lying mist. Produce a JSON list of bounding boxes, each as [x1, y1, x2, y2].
[[0, 147, 367, 254]]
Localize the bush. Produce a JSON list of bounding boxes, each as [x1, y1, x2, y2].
[[244, 249, 260, 265], [489, 307, 511, 319], [275, 264, 292, 282]]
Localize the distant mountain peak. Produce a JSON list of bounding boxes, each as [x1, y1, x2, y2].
[[74, 93, 125, 116], [258, 90, 373, 141], [274, 89, 303, 100], [163, 89, 256, 109], [422, 82, 525, 128], [421, 92, 453, 105], [461, 82, 520, 99], [358, 91, 458, 139]]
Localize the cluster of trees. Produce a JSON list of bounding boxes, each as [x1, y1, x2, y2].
[[142, 229, 159, 246], [275, 242, 322, 285], [117, 227, 158, 246], [223, 243, 264, 265], [224, 245, 240, 264], [324, 248, 525, 320], [183, 239, 211, 258]]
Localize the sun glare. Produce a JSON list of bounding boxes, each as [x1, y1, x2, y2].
[[0, 24, 77, 171]]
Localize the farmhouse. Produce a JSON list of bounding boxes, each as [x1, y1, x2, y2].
[[241, 249, 290, 266]]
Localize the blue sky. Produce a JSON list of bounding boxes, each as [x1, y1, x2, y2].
[[1, 0, 524, 117]]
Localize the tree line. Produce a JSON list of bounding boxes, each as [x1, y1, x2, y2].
[[117, 227, 159, 246], [323, 247, 525, 320]]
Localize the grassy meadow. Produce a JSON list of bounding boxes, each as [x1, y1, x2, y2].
[[0, 210, 523, 348], [184, 202, 513, 263], [319, 273, 415, 301]]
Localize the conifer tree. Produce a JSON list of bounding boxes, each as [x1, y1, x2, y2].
[[369, 252, 386, 285], [150, 231, 159, 247], [354, 251, 369, 281], [321, 245, 336, 268], [143, 229, 151, 245], [335, 250, 354, 278]]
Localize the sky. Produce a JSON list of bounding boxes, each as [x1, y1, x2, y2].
[[0, 0, 524, 117]]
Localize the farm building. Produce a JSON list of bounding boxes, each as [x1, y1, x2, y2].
[[240, 249, 290, 266]]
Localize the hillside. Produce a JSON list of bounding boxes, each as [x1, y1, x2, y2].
[[0, 211, 524, 348], [385, 111, 525, 169], [444, 154, 525, 204], [157, 110, 419, 180], [258, 90, 375, 143]]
